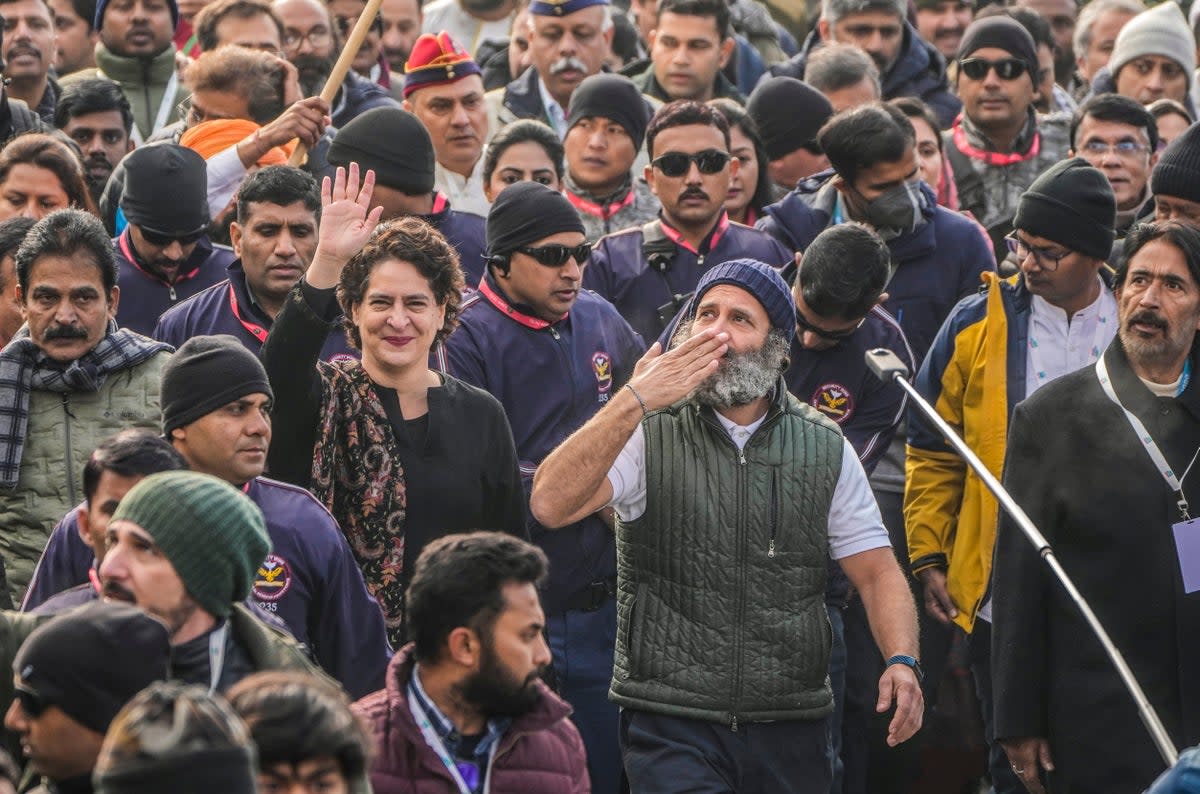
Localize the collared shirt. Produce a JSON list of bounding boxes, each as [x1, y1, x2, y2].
[[421, 0, 514, 57], [1024, 277, 1118, 400], [535, 75, 567, 138], [435, 154, 491, 219], [605, 405, 892, 560], [408, 664, 510, 793]]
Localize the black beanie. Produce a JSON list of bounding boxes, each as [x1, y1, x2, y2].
[[161, 335, 274, 436], [328, 107, 435, 195], [957, 16, 1039, 85], [1152, 122, 1200, 203], [567, 74, 653, 149], [14, 602, 170, 735], [95, 0, 178, 30], [1013, 157, 1116, 260], [746, 77, 833, 161], [120, 144, 209, 236], [487, 181, 584, 256]]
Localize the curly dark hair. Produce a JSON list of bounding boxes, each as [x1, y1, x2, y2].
[[337, 216, 465, 349]]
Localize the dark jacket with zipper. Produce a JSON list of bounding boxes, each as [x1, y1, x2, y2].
[[433, 273, 644, 613], [611, 380, 843, 724], [112, 229, 235, 336], [354, 644, 590, 794]]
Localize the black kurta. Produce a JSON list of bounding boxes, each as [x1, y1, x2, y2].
[[993, 338, 1200, 793]]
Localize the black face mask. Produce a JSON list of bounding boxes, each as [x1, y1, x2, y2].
[[857, 179, 928, 240]]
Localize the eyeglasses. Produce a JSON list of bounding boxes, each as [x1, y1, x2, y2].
[[282, 27, 332, 51], [15, 686, 47, 718], [959, 57, 1029, 81], [516, 242, 593, 267], [1005, 233, 1070, 271], [651, 149, 731, 177], [139, 227, 204, 247], [1081, 139, 1150, 158], [795, 307, 865, 342]]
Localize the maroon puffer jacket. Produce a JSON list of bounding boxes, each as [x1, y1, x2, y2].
[[354, 645, 591, 794]]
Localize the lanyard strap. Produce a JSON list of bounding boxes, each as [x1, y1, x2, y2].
[[106, 68, 178, 146], [950, 115, 1041, 166], [407, 693, 494, 794], [228, 283, 269, 343], [565, 186, 636, 220], [1028, 295, 1113, 387], [208, 623, 228, 694], [1095, 355, 1192, 519]]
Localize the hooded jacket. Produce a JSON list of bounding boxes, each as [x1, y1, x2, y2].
[[769, 24, 961, 128]]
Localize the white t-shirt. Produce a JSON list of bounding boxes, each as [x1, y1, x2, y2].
[[420, 0, 514, 57], [606, 411, 892, 561]]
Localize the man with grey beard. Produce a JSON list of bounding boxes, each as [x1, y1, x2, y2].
[[992, 219, 1200, 794], [531, 258, 924, 792]]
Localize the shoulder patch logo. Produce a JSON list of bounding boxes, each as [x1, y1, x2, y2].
[[812, 383, 855, 424], [592, 351, 613, 393], [253, 554, 292, 602]]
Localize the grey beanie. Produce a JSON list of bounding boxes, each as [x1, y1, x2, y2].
[[1109, 2, 1195, 93]]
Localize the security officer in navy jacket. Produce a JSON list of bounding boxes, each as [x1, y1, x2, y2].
[[20, 336, 395, 699], [584, 100, 792, 343], [435, 182, 644, 794], [326, 106, 488, 286], [153, 166, 356, 363], [112, 144, 235, 336]]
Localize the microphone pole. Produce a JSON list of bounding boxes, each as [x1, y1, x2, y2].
[[864, 348, 1179, 768]]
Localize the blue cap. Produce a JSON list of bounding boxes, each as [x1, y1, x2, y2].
[[686, 259, 796, 340], [530, 0, 609, 16]]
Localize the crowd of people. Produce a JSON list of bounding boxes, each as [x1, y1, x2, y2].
[[0, 0, 1197, 790]]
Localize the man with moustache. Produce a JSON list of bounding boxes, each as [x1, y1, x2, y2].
[[403, 32, 491, 218], [273, 0, 399, 128], [54, 80, 134, 205], [112, 145, 235, 336], [584, 101, 791, 343], [531, 259, 924, 792], [0, 209, 170, 605], [992, 219, 1200, 793], [485, 0, 614, 138], [914, 0, 972, 63], [60, 0, 190, 144], [0, 0, 60, 122], [355, 532, 589, 793]]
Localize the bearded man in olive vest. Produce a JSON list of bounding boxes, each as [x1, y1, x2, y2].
[[532, 258, 924, 791]]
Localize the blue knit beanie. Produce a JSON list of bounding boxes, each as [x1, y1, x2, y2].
[[687, 259, 796, 340]]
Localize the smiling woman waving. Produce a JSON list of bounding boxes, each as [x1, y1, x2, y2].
[[262, 163, 527, 647]]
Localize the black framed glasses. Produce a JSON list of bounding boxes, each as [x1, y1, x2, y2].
[[15, 685, 48, 718], [651, 149, 731, 177], [1005, 233, 1070, 271], [516, 243, 592, 267], [959, 57, 1029, 81], [795, 307, 865, 342], [139, 227, 204, 247]]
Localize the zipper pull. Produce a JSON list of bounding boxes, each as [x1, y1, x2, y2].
[[730, 715, 738, 732], [549, 326, 560, 340], [168, 284, 177, 301], [697, 254, 705, 266], [737, 448, 746, 465], [768, 539, 775, 558]]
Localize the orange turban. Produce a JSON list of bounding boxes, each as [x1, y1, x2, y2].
[[179, 119, 296, 166]]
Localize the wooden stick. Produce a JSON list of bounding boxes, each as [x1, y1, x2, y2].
[[286, 0, 384, 166]]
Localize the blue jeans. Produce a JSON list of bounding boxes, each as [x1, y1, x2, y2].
[[546, 598, 621, 794]]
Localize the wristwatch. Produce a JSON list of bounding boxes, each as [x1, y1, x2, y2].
[[885, 654, 924, 683]]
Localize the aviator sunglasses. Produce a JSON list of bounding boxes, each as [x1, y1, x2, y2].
[[651, 149, 732, 177], [517, 243, 593, 267]]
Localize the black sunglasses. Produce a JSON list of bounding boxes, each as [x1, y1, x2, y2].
[[15, 685, 47, 718], [959, 57, 1029, 81], [516, 243, 592, 267], [795, 307, 865, 342], [651, 149, 731, 178], [139, 227, 204, 247]]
